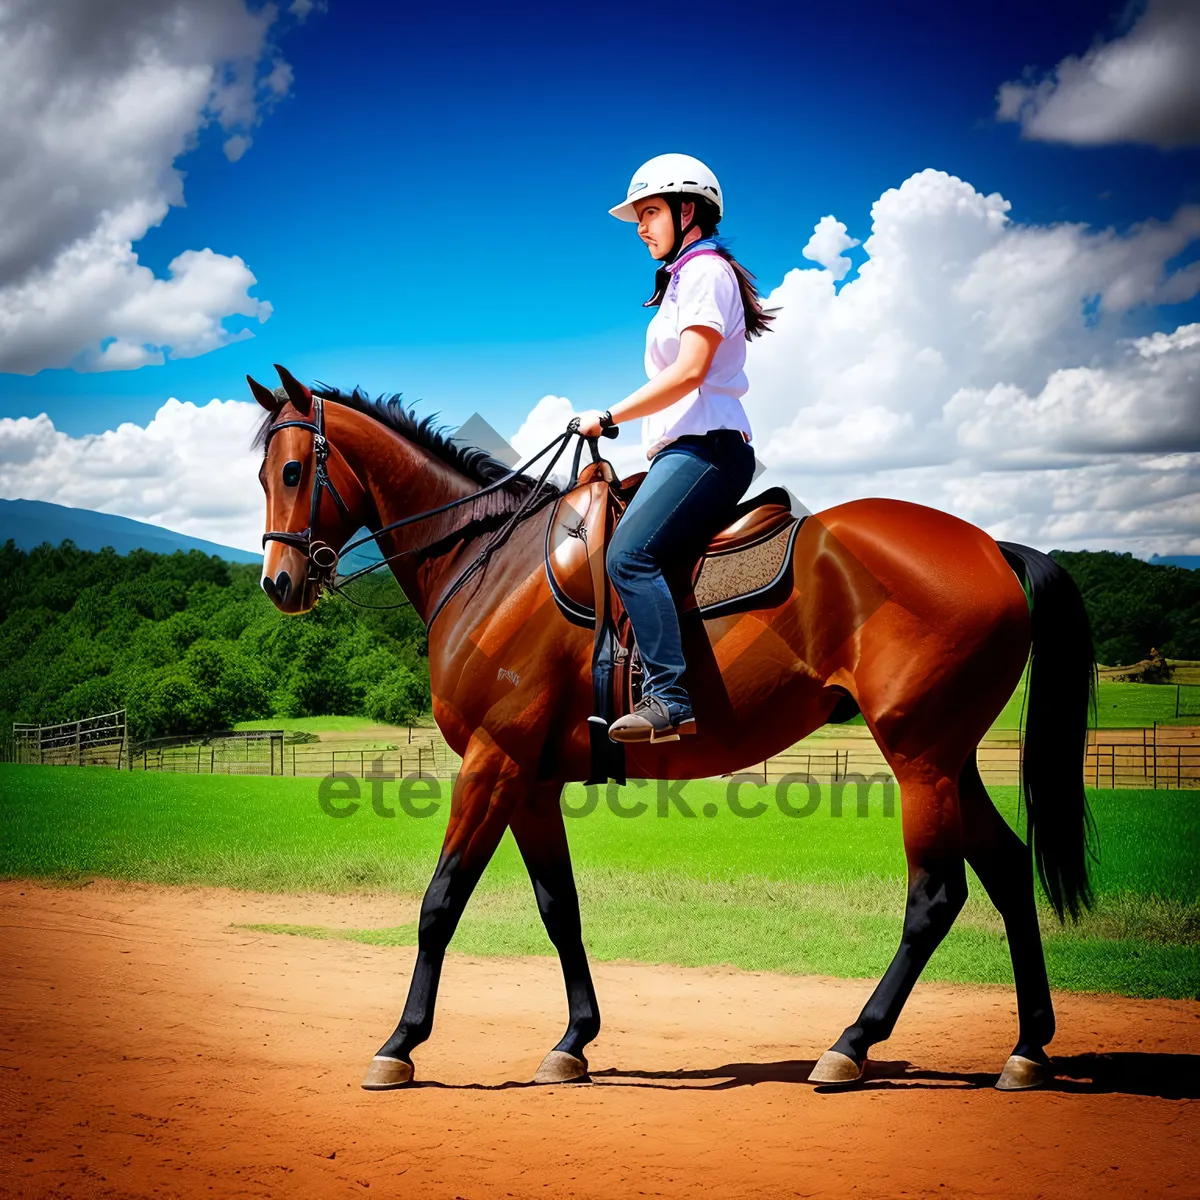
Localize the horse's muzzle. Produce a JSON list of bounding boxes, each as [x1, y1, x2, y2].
[[261, 569, 293, 606]]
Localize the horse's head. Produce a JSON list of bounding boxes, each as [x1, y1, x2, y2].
[[251, 364, 366, 614]]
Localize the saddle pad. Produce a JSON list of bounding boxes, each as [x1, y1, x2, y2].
[[689, 516, 803, 619]]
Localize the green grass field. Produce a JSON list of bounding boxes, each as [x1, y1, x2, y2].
[[729, 678, 1193, 731], [233, 715, 420, 734], [2, 764, 1196, 999], [992, 677, 1193, 729], [230, 680, 1194, 745]]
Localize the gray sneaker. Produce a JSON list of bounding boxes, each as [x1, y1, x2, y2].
[[608, 695, 696, 745]]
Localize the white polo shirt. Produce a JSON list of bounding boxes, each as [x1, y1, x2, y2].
[[642, 240, 753, 459]]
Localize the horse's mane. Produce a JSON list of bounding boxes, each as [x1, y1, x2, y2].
[[252, 383, 559, 559]]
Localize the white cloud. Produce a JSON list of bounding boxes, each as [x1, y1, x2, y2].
[[0, 0, 296, 374], [6, 171, 1196, 561], [510, 394, 648, 484], [516, 169, 1200, 556], [264, 58, 294, 96], [0, 398, 265, 551], [802, 216, 860, 282], [997, 0, 1200, 148], [223, 134, 253, 163], [1, 238, 272, 375], [289, 0, 326, 19], [945, 323, 1200, 463]]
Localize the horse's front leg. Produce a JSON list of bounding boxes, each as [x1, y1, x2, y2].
[[509, 781, 601, 1084], [361, 738, 521, 1089]]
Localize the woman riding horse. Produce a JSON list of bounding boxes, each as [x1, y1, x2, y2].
[[251, 159, 1096, 1094], [575, 153, 774, 745]]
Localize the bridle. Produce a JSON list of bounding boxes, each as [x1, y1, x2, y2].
[[261, 394, 356, 589], [260, 391, 617, 619]]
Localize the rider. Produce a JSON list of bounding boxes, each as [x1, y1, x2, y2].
[[574, 153, 775, 744]]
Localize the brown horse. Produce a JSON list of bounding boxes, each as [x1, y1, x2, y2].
[[250, 365, 1096, 1093]]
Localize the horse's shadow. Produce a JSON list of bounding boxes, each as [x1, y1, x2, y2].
[[404, 1052, 1200, 1098], [588, 1052, 1200, 1100]]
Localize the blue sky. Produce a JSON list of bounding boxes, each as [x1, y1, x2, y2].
[[3, 0, 1198, 437], [1, 0, 1196, 558]]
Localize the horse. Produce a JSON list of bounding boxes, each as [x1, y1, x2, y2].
[[250, 364, 1097, 1093]]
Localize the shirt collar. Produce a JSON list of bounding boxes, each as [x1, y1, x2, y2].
[[666, 236, 721, 274]]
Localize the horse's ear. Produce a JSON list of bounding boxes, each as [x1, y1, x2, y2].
[[247, 375, 280, 412], [274, 364, 312, 415]]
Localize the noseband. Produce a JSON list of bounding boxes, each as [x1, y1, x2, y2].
[[262, 395, 353, 586]]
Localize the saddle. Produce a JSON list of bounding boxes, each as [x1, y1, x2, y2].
[[544, 457, 804, 784]]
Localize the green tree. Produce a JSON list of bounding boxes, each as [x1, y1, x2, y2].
[[1052, 550, 1200, 663], [0, 542, 431, 738]]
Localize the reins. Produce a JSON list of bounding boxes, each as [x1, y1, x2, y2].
[[262, 399, 615, 620]]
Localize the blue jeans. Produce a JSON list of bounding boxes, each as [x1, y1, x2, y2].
[[606, 430, 756, 717]]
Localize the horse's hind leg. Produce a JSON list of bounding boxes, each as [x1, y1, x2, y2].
[[960, 752, 1055, 1090], [509, 784, 601, 1083], [810, 764, 968, 1083]]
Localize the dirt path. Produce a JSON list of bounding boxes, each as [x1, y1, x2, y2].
[[1, 881, 1196, 1199]]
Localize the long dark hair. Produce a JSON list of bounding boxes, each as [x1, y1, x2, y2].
[[666, 194, 776, 340]]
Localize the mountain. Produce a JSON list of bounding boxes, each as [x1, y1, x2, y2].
[[0, 499, 261, 563], [1149, 554, 1200, 570]]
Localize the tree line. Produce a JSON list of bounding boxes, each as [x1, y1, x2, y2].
[[1050, 550, 1200, 667], [0, 541, 430, 740], [0, 542, 1195, 741]]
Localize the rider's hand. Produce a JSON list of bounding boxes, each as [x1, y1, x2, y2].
[[574, 410, 606, 438]]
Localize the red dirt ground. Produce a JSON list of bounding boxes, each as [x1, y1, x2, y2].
[[1, 880, 1196, 1199]]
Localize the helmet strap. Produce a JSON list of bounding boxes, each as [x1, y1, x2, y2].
[[642, 195, 709, 307], [662, 194, 697, 266]]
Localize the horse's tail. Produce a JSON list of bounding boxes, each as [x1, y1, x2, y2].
[[998, 542, 1098, 921]]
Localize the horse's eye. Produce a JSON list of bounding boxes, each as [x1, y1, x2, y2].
[[282, 460, 302, 487]]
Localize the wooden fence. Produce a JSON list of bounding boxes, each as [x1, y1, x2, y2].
[[121, 730, 461, 780], [1082, 726, 1200, 789], [7, 717, 1199, 789], [758, 726, 1199, 791], [11, 709, 127, 768]]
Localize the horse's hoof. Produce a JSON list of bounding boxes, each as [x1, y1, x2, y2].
[[808, 1050, 864, 1084], [995, 1053, 1051, 1091], [533, 1050, 590, 1084], [361, 1055, 414, 1090]]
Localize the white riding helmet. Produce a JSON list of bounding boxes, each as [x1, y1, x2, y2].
[[608, 153, 724, 223]]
